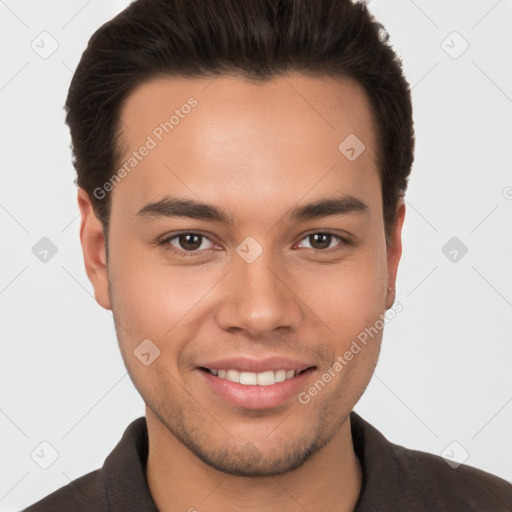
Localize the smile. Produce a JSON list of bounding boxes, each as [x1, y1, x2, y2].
[[198, 365, 315, 409], [202, 368, 305, 386]]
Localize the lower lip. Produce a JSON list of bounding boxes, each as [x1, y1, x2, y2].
[[198, 368, 315, 410]]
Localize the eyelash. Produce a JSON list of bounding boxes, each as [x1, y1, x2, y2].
[[157, 231, 349, 258]]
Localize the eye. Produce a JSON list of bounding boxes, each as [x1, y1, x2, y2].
[[158, 232, 217, 256], [157, 230, 349, 258], [296, 232, 346, 251]]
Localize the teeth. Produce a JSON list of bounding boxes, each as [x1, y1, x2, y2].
[[240, 371, 257, 385], [209, 368, 299, 386], [275, 369, 287, 382], [226, 369, 240, 382], [257, 371, 275, 386]]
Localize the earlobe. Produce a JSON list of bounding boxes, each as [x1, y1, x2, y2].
[[77, 188, 112, 310], [386, 200, 405, 309]]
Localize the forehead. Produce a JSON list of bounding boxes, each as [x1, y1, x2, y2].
[[113, 73, 380, 223]]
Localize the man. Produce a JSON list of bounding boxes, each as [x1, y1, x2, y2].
[[23, 0, 511, 510]]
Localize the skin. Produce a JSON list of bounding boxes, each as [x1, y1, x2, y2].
[[78, 72, 405, 512]]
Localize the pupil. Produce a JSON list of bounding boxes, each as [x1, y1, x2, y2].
[[180, 234, 201, 250], [311, 233, 331, 249]]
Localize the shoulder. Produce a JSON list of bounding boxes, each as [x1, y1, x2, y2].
[[390, 442, 512, 510], [350, 411, 512, 511], [21, 468, 109, 511], [21, 416, 151, 512]]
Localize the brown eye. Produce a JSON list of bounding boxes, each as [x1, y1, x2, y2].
[[159, 232, 215, 254], [177, 233, 203, 251], [308, 233, 333, 250], [297, 232, 346, 252]]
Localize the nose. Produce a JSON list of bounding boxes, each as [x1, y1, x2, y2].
[[215, 250, 304, 338]]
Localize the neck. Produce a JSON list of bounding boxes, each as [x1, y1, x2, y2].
[[145, 409, 362, 512]]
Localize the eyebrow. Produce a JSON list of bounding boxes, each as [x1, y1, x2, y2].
[[135, 194, 368, 224]]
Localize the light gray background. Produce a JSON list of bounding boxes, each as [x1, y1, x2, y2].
[[1, 1, 511, 510]]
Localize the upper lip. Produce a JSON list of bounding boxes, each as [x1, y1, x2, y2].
[[198, 356, 314, 373]]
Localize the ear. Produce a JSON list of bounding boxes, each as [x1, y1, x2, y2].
[[386, 200, 405, 309], [77, 188, 111, 310]]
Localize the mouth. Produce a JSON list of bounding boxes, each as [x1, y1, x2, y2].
[[199, 367, 313, 386], [197, 365, 316, 410]]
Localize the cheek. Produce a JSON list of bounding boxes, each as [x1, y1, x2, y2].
[[108, 241, 223, 344], [296, 248, 388, 331]]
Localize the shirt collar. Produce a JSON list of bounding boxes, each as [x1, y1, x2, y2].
[[350, 410, 400, 510], [102, 416, 159, 512]]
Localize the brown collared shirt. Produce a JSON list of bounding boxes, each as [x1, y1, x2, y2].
[[22, 411, 512, 511]]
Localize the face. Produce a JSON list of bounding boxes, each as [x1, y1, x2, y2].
[[79, 72, 404, 476]]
